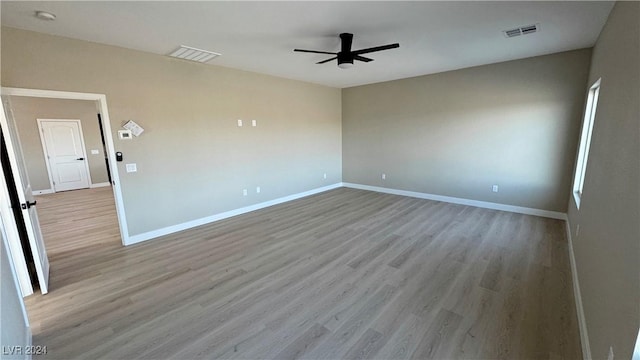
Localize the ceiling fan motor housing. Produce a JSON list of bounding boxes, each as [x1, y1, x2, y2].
[[338, 33, 354, 68], [337, 52, 354, 68]]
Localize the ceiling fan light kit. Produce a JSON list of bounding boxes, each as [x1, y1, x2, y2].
[[337, 53, 354, 69], [295, 33, 399, 69]]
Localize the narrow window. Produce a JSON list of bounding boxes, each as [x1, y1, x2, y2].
[[573, 79, 601, 209]]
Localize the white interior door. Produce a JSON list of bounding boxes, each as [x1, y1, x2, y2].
[[39, 120, 90, 192], [0, 144, 34, 297], [1, 96, 50, 294]]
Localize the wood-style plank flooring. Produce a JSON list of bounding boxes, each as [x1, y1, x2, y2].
[[26, 187, 581, 359]]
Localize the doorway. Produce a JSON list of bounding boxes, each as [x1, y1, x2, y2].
[[1, 87, 129, 297]]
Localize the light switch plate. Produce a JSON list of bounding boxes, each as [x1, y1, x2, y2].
[[252, 119, 257, 127], [237, 119, 243, 127], [126, 163, 137, 173], [91, 149, 99, 155]]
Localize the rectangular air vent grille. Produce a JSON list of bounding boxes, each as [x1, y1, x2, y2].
[[168, 45, 220, 63], [504, 24, 539, 38], [505, 28, 522, 37]]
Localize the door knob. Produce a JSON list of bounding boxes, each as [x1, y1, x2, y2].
[[76, 157, 85, 160], [21, 201, 37, 209]]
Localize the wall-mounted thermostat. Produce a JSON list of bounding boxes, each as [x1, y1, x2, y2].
[[118, 129, 133, 140]]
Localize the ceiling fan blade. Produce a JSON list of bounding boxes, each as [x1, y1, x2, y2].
[[354, 55, 373, 62], [316, 57, 338, 64], [352, 43, 399, 55], [294, 49, 338, 55]]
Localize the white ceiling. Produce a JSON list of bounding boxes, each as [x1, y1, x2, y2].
[[1, 1, 614, 88]]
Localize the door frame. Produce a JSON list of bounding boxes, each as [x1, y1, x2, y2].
[[2, 87, 129, 246], [37, 119, 93, 192]]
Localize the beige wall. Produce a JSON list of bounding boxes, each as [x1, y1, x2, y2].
[[9, 97, 110, 191], [566, 2, 640, 359], [1, 27, 342, 236], [343, 49, 591, 212]]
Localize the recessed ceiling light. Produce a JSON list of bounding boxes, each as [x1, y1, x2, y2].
[[35, 11, 56, 21]]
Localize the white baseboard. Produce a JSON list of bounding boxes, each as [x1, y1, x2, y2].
[[342, 182, 567, 220], [565, 220, 592, 360], [34, 183, 109, 194], [125, 183, 343, 246], [127, 180, 566, 246]]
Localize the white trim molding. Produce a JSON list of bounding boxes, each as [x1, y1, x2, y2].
[[1, 87, 108, 101], [126, 183, 342, 246], [565, 221, 592, 360], [342, 182, 567, 220], [90, 182, 112, 188], [633, 328, 640, 360], [25, 326, 32, 360]]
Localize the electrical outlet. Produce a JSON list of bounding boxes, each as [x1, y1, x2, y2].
[[243, 189, 247, 196], [382, 173, 386, 180], [91, 149, 99, 155], [251, 119, 257, 127], [492, 185, 499, 193], [237, 119, 243, 127], [256, 186, 260, 194], [323, 173, 327, 179], [607, 346, 614, 360], [125, 163, 137, 173]]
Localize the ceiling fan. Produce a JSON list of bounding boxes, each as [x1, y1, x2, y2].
[[294, 33, 399, 69]]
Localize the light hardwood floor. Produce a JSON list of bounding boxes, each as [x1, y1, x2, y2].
[[26, 187, 581, 359]]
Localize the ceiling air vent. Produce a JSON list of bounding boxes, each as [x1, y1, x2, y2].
[[503, 24, 539, 38], [168, 45, 220, 63]]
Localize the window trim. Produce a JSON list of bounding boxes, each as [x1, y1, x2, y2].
[[573, 78, 601, 209]]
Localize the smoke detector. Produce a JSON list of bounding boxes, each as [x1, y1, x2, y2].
[[35, 10, 56, 21]]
